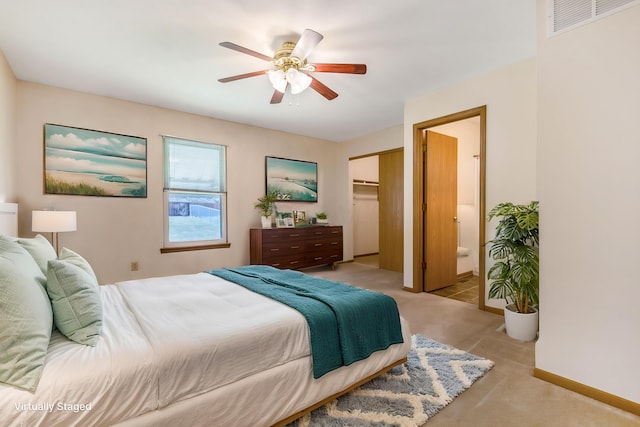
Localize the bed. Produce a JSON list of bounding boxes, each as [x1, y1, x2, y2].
[[0, 230, 411, 426]]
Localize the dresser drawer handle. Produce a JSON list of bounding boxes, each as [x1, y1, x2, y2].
[[314, 257, 323, 261], [314, 243, 323, 247], [330, 242, 338, 245], [314, 231, 323, 235], [269, 248, 280, 252], [329, 254, 339, 258], [331, 231, 339, 234], [290, 260, 299, 264], [289, 233, 300, 237], [290, 245, 300, 249]]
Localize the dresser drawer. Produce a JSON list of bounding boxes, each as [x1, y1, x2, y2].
[[260, 229, 306, 243], [261, 254, 306, 269], [305, 251, 342, 265], [306, 238, 342, 253], [305, 227, 342, 240], [262, 241, 305, 253]]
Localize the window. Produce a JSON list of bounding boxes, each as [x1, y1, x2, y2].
[[162, 136, 228, 251]]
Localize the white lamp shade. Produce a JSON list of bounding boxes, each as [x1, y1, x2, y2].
[[32, 210, 77, 233]]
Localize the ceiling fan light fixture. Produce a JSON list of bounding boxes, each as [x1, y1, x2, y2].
[[289, 69, 312, 95], [268, 69, 287, 93], [218, 29, 364, 103]]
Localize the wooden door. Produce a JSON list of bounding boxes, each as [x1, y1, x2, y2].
[[379, 150, 404, 272], [424, 131, 457, 291]]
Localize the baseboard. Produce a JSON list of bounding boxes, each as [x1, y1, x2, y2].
[[456, 270, 473, 280], [534, 368, 640, 416], [483, 306, 503, 316], [354, 252, 379, 258]]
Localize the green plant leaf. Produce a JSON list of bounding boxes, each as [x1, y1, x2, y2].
[[487, 200, 539, 313]]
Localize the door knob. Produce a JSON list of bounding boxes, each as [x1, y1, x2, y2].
[[453, 216, 458, 222]]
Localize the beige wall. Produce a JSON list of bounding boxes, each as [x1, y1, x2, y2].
[[15, 82, 338, 284], [403, 58, 538, 301], [536, 1, 640, 403], [0, 49, 16, 202]]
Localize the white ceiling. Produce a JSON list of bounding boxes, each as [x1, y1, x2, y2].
[[0, 1, 536, 142]]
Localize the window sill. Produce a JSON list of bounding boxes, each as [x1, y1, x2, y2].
[[160, 243, 231, 254]]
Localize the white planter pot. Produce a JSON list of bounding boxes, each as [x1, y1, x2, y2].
[[504, 304, 539, 341], [260, 216, 272, 229]]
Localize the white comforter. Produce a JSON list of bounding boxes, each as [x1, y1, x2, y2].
[[0, 272, 410, 427]]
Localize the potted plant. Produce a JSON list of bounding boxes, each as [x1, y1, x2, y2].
[[487, 201, 539, 341], [316, 212, 328, 224], [254, 192, 277, 228]]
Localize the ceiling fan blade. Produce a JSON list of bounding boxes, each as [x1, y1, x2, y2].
[[290, 29, 323, 60], [219, 42, 272, 62], [312, 63, 367, 74], [309, 76, 338, 100], [218, 70, 269, 83], [270, 88, 285, 104]]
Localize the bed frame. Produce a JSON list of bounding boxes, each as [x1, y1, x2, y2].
[[273, 357, 407, 426]]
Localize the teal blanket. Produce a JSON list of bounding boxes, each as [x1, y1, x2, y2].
[[208, 265, 404, 378]]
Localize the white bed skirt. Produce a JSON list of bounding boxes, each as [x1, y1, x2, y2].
[[114, 318, 411, 427]]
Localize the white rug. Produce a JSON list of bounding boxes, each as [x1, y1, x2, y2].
[[289, 335, 494, 427]]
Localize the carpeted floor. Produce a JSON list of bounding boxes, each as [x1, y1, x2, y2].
[[289, 335, 494, 427], [304, 262, 640, 426], [354, 255, 479, 305]]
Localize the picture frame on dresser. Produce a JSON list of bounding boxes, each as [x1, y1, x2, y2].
[[276, 217, 295, 228], [265, 156, 317, 202]]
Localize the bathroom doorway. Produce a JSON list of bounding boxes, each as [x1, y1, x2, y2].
[[412, 106, 486, 310]]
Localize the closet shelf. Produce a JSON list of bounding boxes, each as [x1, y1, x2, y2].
[[353, 179, 379, 187]]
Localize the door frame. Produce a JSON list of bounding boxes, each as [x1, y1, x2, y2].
[[411, 106, 487, 310]]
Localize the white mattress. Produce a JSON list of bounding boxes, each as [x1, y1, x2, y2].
[[0, 272, 411, 427]]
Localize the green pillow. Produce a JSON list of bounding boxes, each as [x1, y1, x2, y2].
[[46, 259, 102, 346], [0, 236, 53, 391], [58, 247, 99, 284], [16, 234, 57, 277]]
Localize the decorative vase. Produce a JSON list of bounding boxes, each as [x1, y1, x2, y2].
[[260, 216, 271, 229], [504, 304, 539, 341]]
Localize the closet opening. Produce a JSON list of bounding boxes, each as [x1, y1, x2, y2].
[[350, 148, 404, 273]]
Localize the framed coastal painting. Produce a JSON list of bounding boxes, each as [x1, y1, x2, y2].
[[44, 124, 147, 197], [265, 156, 317, 202]]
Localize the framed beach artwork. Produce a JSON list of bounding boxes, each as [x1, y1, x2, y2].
[[265, 156, 317, 202], [44, 124, 147, 197]]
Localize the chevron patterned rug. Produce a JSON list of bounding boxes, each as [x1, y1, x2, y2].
[[289, 335, 494, 427]]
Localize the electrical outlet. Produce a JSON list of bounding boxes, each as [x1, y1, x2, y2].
[[130, 262, 139, 272]]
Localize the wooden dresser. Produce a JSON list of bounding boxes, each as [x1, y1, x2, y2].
[[250, 226, 343, 270]]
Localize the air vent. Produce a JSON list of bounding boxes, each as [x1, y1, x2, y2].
[[550, 0, 640, 34]]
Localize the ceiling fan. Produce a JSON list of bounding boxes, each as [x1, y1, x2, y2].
[[218, 29, 367, 104]]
